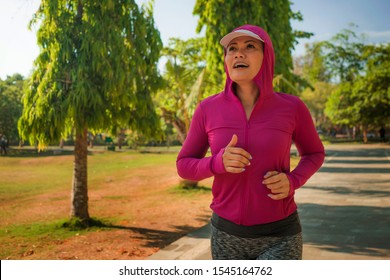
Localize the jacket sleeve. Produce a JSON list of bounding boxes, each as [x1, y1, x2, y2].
[[176, 103, 225, 181], [286, 98, 325, 193]]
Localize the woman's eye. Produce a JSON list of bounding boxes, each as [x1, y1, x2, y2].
[[247, 44, 255, 49], [228, 46, 236, 52]]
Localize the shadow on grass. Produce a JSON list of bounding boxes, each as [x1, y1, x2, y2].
[[62, 215, 211, 249], [169, 185, 212, 196], [106, 224, 205, 248]]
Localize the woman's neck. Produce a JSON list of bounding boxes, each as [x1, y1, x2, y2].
[[234, 82, 259, 120], [235, 82, 259, 108]]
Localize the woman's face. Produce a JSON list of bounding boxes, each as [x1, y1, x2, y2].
[[225, 36, 264, 84]]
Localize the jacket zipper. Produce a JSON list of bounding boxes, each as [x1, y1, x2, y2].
[[238, 102, 250, 225], [241, 121, 250, 225]]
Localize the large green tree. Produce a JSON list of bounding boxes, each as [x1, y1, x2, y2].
[[323, 28, 364, 133], [193, 0, 312, 95], [0, 74, 24, 144], [335, 44, 390, 135], [356, 44, 390, 127], [324, 28, 390, 141], [19, 0, 162, 223], [323, 27, 365, 83]]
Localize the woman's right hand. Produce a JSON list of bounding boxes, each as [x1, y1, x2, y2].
[[223, 134, 252, 173]]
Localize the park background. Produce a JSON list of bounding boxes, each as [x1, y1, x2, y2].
[[0, 0, 389, 260]]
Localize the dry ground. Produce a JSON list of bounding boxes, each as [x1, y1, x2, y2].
[[0, 150, 213, 260]]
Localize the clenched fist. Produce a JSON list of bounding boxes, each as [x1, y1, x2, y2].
[[223, 134, 252, 173]]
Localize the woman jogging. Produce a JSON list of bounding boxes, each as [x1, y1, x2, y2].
[[176, 24, 325, 260]]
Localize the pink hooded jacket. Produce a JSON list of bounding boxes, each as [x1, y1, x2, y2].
[[177, 25, 325, 225]]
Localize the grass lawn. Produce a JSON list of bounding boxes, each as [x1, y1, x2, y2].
[[0, 146, 299, 259]]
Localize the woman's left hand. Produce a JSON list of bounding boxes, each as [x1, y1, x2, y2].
[[262, 171, 290, 200]]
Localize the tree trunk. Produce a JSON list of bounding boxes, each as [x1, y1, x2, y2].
[[118, 130, 125, 150], [362, 127, 368, 143], [71, 127, 90, 221], [346, 127, 351, 139], [160, 107, 187, 143]]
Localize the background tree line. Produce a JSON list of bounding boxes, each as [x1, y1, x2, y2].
[[296, 25, 390, 142], [0, 0, 388, 224]]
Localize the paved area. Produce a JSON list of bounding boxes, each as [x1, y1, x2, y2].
[[148, 144, 390, 260]]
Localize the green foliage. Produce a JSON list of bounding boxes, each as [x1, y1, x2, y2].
[[193, 0, 311, 95], [349, 44, 390, 126], [126, 130, 150, 149], [294, 24, 390, 138], [325, 82, 357, 126], [18, 0, 163, 148], [0, 74, 24, 143], [294, 42, 334, 128], [323, 25, 365, 83], [17, 0, 164, 221], [301, 81, 334, 128], [324, 27, 390, 128], [298, 42, 332, 84], [156, 37, 206, 143]]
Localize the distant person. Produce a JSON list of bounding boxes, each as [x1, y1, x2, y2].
[[176, 25, 325, 260], [379, 127, 386, 143], [0, 134, 7, 155]]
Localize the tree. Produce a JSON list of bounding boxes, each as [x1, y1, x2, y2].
[[0, 74, 24, 144], [323, 27, 364, 137], [296, 42, 331, 84], [359, 44, 390, 127], [157, 37, 205, 143], [293, 42, 333, 129], [300, 81, 334, 130], [193, 0, 312, 95], [18, 0, 162, 223], [324, 27, 390, 142], [348, 44, 390, 141], [323, 26, 365, 83], [156, 37, 206, 188]]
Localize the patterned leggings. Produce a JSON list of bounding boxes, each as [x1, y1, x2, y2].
[[211, 224, 303, 260]]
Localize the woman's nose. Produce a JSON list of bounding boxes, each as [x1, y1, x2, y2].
[[234, 48, 245, 58]]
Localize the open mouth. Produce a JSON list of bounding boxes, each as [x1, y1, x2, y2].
[[233, 63, 249, 69]]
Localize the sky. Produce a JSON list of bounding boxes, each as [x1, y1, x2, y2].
[[0, 0, 390, 80]]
